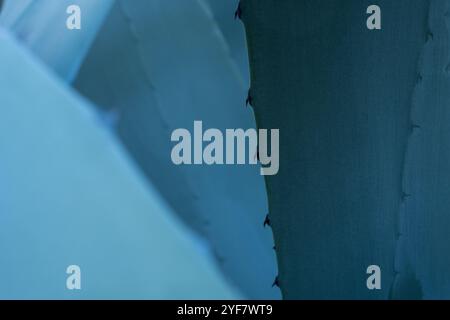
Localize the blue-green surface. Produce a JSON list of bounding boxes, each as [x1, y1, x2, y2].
[[0, 30, 240, 299], [242, 0, 430, 299]]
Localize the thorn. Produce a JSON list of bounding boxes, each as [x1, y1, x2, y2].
[[402, 192, 411, 201], [272, 245, 276, 250], [246, 89, 253, 107], [417, 73, 423, 84], [411, 124, 421, 133], [263, 214, 271, 227], [272, 276, 280, 288], [234, 2, 242, 20], [427, 31, 434, 41]]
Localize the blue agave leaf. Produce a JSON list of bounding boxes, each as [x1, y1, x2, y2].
[[74, 0, 280, 299], [0, 29, 240, 299], [397, 0, 450, 299], [73, 4, 204, 234], [240, 0, 432, 299], [204, 0, 250, 85], [1, 0, 114, 82], [0, 0, 33, 26]]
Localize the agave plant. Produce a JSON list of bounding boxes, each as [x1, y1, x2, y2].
[[74, 0, 279, 299], [239, 0, 450, 299], [0, 28, 240, 299], [0, 0, 278, 299], [7, 0, 449, 301]]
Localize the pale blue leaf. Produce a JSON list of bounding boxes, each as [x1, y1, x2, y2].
[[1, 0, 114, 81], [0, 30, 240, 299], [74, 0, 280, 299]]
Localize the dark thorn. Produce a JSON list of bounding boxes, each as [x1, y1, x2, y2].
[[402, 192, 411, 201], [417, 74, 423, 83], [427, 31, 434, 41], [246, 90, 253, 107], [272, 276, 280, 288], [411, 124, 421, 133], [234, 2, 242, 20], [273, 245, 276, 250], [263, 214, 271, 227]]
